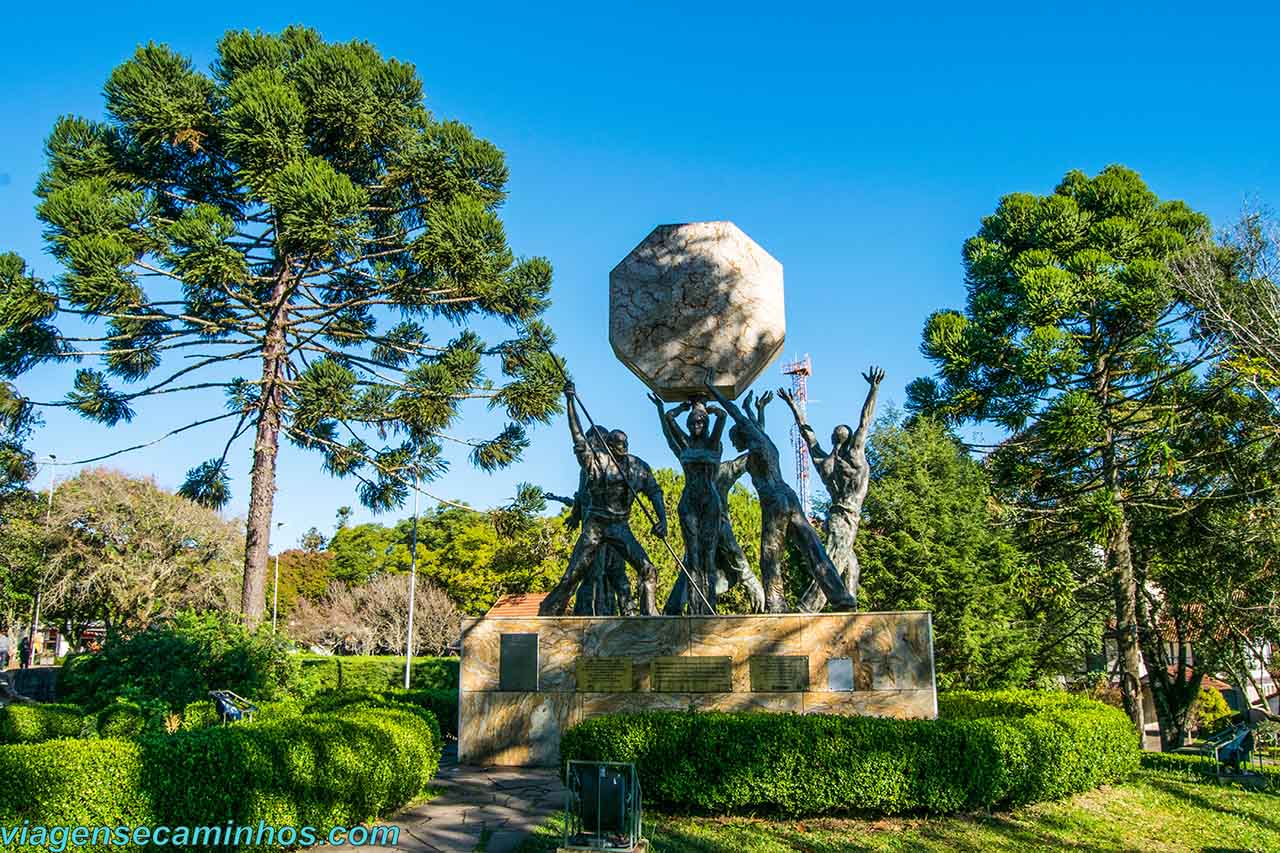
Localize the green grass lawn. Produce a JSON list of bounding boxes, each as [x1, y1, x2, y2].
[[518, 766, 1278, 852]]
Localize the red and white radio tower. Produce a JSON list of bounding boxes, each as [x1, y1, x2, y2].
[[781, 354, 813, 518]]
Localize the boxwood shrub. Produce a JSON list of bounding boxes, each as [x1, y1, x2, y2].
[[1141, 751, 1280, 790], [304, 688, 459, 739], [559, 689, 1139, 816], [293, 655, 459, 697], [0, 703, 93, 744], [95, 702, 147, 740], [0, 706, 442, 852]]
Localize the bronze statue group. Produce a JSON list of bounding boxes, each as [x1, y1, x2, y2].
[[538, 368, 884, 616]]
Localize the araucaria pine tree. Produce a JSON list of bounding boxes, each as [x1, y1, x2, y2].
[[0, 27, 561, 626], [910, 166, 1215, 734]]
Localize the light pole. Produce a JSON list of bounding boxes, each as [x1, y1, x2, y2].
[[403, 470, 420, 690], [25, 454, 56, 669], [271, 521, 285, 633]]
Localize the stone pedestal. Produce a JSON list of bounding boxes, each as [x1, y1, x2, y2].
[[458, 612, 936, 767]]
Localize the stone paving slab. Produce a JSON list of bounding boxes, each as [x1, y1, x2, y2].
[[327, 744, 564, 853]]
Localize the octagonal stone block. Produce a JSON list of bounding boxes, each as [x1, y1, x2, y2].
[[609, 221, 785, 401]]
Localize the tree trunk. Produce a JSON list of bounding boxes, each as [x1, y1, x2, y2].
[[241, 275, 290, 628], [1094, 350, 1145, 742], [1132, 553, 1201, 750], [1109, 518, 1146, 738]]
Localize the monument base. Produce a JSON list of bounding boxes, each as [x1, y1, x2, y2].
[[458, 612, 937, 767]]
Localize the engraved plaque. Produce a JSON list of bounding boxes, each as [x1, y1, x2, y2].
[[499, 633, 539, 691], [651, 656, 732, 692], [576, 657, 633, 692], [828, 657, 854, 692], [749, 655, 809, 692]]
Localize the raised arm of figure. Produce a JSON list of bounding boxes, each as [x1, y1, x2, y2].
[[754, 390, 774, 429], [704, 378, 766, 448], [854, 366, 886, 453], [778, 386, 827, 460], [706, 403, 728, 446], [649, 392, 688, 455], [565, 382, 587, 452]]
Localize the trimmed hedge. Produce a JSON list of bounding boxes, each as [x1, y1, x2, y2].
[[0, 706, 442, 852], [293, 655, 458, 697], [0, 703, 92, 744], [1141, 751, 1280, 790], [559, 690, 1139, 816], [178, 696, 306, 731], [305, 688, 459, 739]]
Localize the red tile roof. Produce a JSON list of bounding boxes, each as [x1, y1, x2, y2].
[[485, 592, 549, 617]]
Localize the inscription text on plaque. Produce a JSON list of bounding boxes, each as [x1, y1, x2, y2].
[[749, 655, 810, 692], [651, 656, 732, 692], [575, 657, 633, 692]]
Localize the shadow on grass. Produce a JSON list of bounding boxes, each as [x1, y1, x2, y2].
[[519, 809, 1147, 853], [1144, 777, 1280, 834]]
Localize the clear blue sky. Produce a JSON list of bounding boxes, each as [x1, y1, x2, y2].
[[3, 2, 1278, 548]]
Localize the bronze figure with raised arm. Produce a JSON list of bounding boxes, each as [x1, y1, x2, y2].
[[649, 392, 727, 614], [704, 377, 857, 613], [779, 365, 883, 610], [663, 391, 770, 614], [542, 438, 632, 616], [539, 381, 667, 616]]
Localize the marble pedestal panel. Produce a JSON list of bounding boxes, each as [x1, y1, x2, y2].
[[458, 611, 936, 767]]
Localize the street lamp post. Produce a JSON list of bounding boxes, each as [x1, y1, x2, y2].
[[403, 471, 420, 690], [271, 521, 285, 633], [25, 454, 56, 669]]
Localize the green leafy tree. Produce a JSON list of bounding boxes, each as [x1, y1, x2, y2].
[[20, 468, 243, 633], [1127, 373, 1280, 746], [298, 526, 327, 552], [390, 506, 571, 614], [271, 547, 336, 616], [327, 521, 399, 584], [321, 503, 573, 614], [912, 166, 1214, 731], [857, 415, 1036, 688], [0, 27, 560, 626]]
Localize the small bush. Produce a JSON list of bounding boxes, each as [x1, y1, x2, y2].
[[305, 688, 458, 738], [560, 690, 1139, 816], [293, 655, 458, 697], [180, 700, 219, 731], [96, 701, 146, 739], [60, 611, 298, 713], [0, 706, 442, 852], [0, 703, 93, 744], [1191, 687, 1233, 735]]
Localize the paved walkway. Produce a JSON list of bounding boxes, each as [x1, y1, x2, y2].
[[330, 744, 565, 852]]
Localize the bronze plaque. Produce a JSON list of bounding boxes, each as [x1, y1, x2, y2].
[[498, 633, 539, 691], [576, 657, 633, 692], [749, 655, 809, 692], [651, 656, 732, 693]]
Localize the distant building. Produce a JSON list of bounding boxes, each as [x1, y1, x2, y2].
[[484, 592, 550, 618]]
